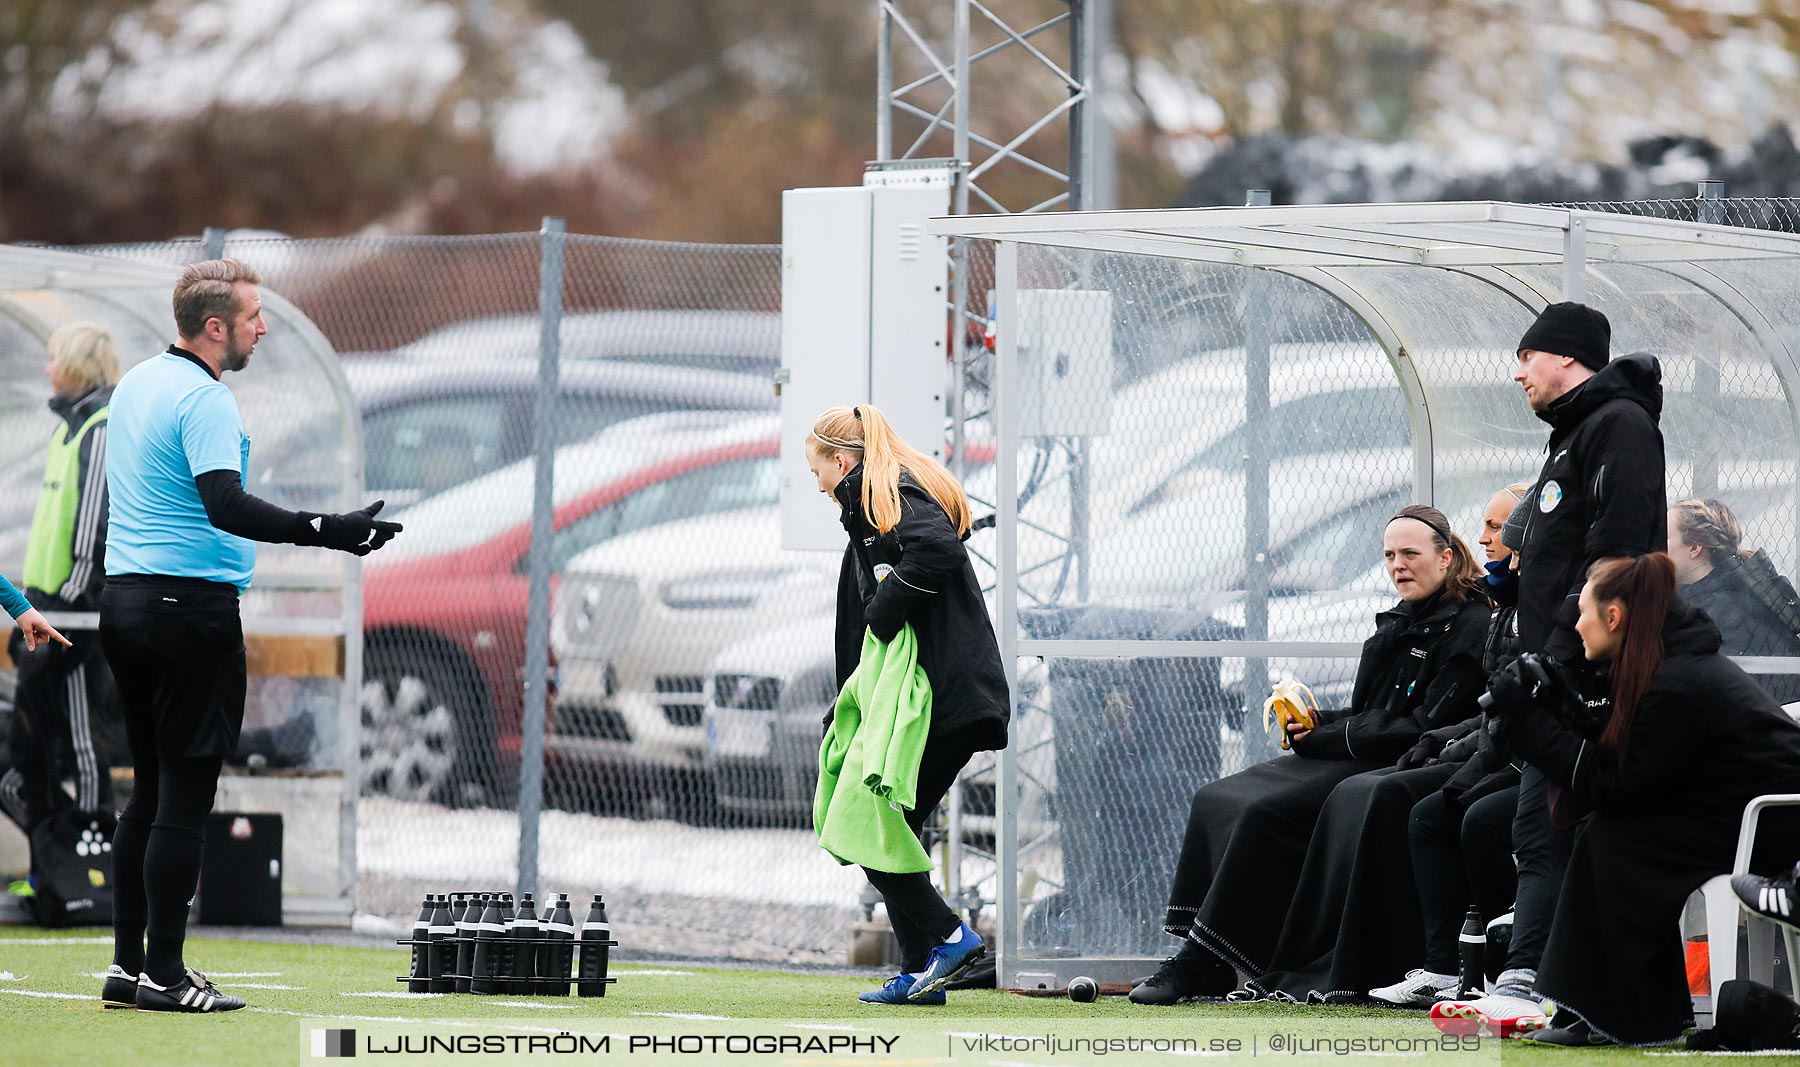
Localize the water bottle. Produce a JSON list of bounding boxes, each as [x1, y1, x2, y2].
[[577, 895, 611, 997], [510, 893, 540, 996], [542, 894, 575, 997], [454, 894, 483, 993], [495, 893, 517, 993], [1458, 906, 1486, 998], [428, 895, 455, 993], [470, 895, 505, 994], [407, 894, 433, 992]]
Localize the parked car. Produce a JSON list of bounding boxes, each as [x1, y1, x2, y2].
[[339, 356, 774, 506], [394, 309, 780, 375], [549, 506, 839, 820], [358, 413, 780, 805]]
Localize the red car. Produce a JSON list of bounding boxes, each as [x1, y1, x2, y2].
[[359, 412, 780, 805]]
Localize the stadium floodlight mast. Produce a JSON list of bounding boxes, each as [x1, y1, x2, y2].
[[872, 0, 1114, 962]]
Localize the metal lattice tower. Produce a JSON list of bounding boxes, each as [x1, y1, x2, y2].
[[872, 0, 1113, 935]]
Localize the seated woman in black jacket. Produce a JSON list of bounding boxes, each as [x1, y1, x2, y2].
[[1479, 553, 1800, 1046], [1131, 505, 1491, 1004], [1669, 497, 1800, 701]]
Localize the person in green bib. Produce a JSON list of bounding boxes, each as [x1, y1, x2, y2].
[[0, 322, 121, 850]]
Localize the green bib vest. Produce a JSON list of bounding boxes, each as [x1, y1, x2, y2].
[[24, 405, 107, 595]]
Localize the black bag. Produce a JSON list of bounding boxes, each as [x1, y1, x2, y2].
[[28, 808, 115, 928], [1688, 980, 1800, 1051]]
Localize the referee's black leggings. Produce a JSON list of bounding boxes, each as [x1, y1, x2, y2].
[[112, 754, 223, 984]]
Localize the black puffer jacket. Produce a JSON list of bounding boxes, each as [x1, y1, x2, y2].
[[1291, 591, 1490, 764], [830, 466, 1010, 751], [1517, 355, 1666, 661]]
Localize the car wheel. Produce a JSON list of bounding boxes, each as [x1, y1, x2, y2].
[[360, 640, 497, 807]]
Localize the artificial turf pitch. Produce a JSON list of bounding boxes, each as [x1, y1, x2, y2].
[[0, 928, 1703, 1065]]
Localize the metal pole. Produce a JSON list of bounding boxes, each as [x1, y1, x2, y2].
[[993, 239, 1021, 989], [876, 2, 893, 161], [1069, 0, 1114, 212], [200, 226, 226, 261], [1242, 189, 1273, 756], [1563, 216, 1588, 304], [518, 217, 565, 900], [950, 0, 971, 483], [1695, 180, 1726, 498]]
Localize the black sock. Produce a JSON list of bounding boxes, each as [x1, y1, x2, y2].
[[141, 821, 206, 985], [110, 813, 151, 975]]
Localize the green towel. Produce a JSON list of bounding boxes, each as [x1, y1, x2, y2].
[[814, 624, 934, 873]]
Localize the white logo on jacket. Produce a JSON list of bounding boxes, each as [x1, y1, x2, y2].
[[1539, 480, 1563, 513]]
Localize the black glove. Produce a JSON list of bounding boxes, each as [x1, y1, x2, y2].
[[304, 500, 403, 556], [1397, 729, 1451, 770], [1480, 652, 1555, 722], [864, 588, 906, 643]]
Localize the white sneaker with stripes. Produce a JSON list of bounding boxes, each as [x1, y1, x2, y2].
[[136, 968, 247, 1013], [1732, 864, 1799, 931]]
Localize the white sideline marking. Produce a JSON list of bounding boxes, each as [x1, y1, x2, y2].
[[199, 971, 284, 978], [0, 937, 111, 945], [343, 991, 444, 999], [632, 1012, 732, 1020], [618, 969, 693, 976], [229, 982, 301, 990], [0, 989, 89, 999]]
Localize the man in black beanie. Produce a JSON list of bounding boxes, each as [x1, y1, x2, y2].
[[1431, 300, 1666, 1038]]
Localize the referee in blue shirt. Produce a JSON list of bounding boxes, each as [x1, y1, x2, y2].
[[98, 259, 402, 1014]]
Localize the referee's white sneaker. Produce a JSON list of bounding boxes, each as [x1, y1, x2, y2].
[[136, 968, 247, 1013]]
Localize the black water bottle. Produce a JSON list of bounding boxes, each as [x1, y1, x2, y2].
[[407, 894, 433, 992], [470, 895, 505, 994], [577, 895, 611, 997], [510, 893, 540, 996], [454, 894, 483, 993], [543, 894, 575, 997], [428, 895, 455, 993], [495, 893, 517, 994], [1458, 906, 1485, 998]]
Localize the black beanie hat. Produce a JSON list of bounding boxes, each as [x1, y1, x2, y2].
[[1517, 302, 1610, 371]]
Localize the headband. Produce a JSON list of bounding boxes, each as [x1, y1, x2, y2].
[[812, 431, 863, 451], [1390, 511, 1451, 545]]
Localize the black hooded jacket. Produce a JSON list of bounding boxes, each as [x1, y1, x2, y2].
[[1499, 597, 1800, 815], [831, 466, 1010, 751], [1290, 591, 1490, 764], [1516, 355, 1666, 662]]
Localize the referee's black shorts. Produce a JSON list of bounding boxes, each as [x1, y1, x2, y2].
[[100, 575, 246, 760]]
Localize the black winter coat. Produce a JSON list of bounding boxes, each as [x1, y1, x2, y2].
[[1517, 355, 1666, 661], [1497, 598, 1800, 1044], [830, 466, 1010, 751], [1291, 592, 1490, 764], [1499, 597, 1800, 816]]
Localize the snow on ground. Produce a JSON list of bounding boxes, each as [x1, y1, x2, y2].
[[357, 798, 865, 909]]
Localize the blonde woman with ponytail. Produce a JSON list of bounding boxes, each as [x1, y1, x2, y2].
[[805, 404, 1008, 1006]]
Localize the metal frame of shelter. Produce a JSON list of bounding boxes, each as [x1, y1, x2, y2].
[[0, 243, 366, 922], [928, 201, 1800, 988]]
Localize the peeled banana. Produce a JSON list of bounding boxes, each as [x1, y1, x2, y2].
[[1263, 678, 1318, 750]]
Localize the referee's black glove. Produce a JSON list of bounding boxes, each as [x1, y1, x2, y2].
[[302, 500, 403, 556]]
